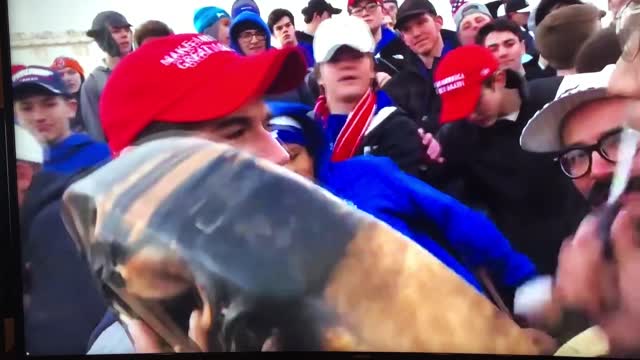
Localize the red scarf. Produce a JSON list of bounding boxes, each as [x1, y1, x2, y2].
[[314, 89, 377, 162]]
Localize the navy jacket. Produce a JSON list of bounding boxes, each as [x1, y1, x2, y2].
[[44, 133, 111, 175], [20, 170, 107, 355]]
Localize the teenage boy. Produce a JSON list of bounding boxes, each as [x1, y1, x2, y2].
[[475, 19, 549, 80], [504, 0, 537, 57], [383, 0, 460, 133], [81, 10, 134, 142], [453, 2, 493, 46], [193, 6, 231, 45], [13, 66, 111, 175], [268, 8, 315, 67], [297, 0, 343, 59], [348, 0, 417, 76], [81, 32, 310, 354], [432, 45, 589, 275]]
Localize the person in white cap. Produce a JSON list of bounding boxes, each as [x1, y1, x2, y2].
[[311, 15, 433, 179], [15, 123, 43, 207]]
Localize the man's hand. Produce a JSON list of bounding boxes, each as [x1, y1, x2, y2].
[[599, 203, 640, 356], [554, 215, 611, 318], [375, 72, 392, 88], [554, 201, 640, 356], [418, 128, 445, 164]]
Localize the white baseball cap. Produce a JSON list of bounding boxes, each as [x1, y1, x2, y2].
[[313, 16, 375, 64], [520, 64, 616, 153], [14, 124, 43, 164]]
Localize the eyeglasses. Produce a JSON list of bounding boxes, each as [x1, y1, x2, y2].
[[555, 129, 638, 179], [238, 30, 266, 42], [350, 2, 381, 16], [615, 0, 640, 61]]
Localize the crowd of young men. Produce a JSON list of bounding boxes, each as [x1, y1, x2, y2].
[[9, 0, 640, 356]]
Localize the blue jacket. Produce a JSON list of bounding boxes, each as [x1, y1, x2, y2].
[[44, 133, 111, 175], [229, 11, 271, 54], [268, 101, 537, 294]]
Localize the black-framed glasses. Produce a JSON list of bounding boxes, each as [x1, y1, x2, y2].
[[238, 30, 266, 42], [616, 0, 640, 62], [350, 2, 381, 16], [555, 129, 633, 179]]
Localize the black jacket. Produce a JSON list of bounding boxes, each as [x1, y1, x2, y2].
[[346, 107, 425, 179], [375, 35, 418, 76], [21, 171, 107, 355], [383, 30, 460, 134], [524, 55, 557, 81], [431, 77, 589, 274]]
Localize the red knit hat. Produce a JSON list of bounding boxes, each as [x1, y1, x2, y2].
[[51, 57, 85, 78]]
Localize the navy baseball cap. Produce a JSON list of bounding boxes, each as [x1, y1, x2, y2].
[[231, 0, 260, 18], [12, 65, 70, 100]]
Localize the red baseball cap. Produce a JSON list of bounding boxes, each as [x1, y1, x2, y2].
[[100, 33, 307, 154], [434, 45, 499, 124]]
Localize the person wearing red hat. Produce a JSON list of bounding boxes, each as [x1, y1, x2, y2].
[[84, 32, 310, 354], [432, 45, 588, 278], [348, 0, 417, 76], [51, 56, 86, 133]]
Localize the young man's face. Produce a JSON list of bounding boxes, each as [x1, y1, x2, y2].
[[57, 68, 83, 94], [109, 25, 133, 56], [560, 97, 640, 208], [383, 1, 399, 22], [194, 99, 289, 165], [14, 94, 75, 145], [509, 12, 530, 27], [205, 18, 232, 46], [400, 14, 443, 57], [484, 31, 526, 72], [282, 143, 315, 180], [468, 78, 503, 127], [318, 46, 375, 107], [237, 28, 268, 56], [458, 13, 492, 45], [350, 0, 385, 34], [273, 16, 298, 48]]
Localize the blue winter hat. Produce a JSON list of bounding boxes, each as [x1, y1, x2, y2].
[[193, 6, 230, 33], [232, 0, 260, 18], [229, 11, 272, 54]]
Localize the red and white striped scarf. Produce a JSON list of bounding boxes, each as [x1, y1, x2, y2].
[[314, 89, 377, 162]]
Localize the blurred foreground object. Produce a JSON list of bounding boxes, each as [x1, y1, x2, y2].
[[61, 136, 540, 354]]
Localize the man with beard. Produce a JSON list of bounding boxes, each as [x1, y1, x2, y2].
[[519, 3, 640, 354], [80, 11, 134, 142]]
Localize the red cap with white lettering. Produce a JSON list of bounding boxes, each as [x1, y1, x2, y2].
[[100, 33, 307, 154], [434, 45, 499, 124]]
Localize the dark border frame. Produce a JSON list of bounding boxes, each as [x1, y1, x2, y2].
[[0, 1, 553, 360]]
